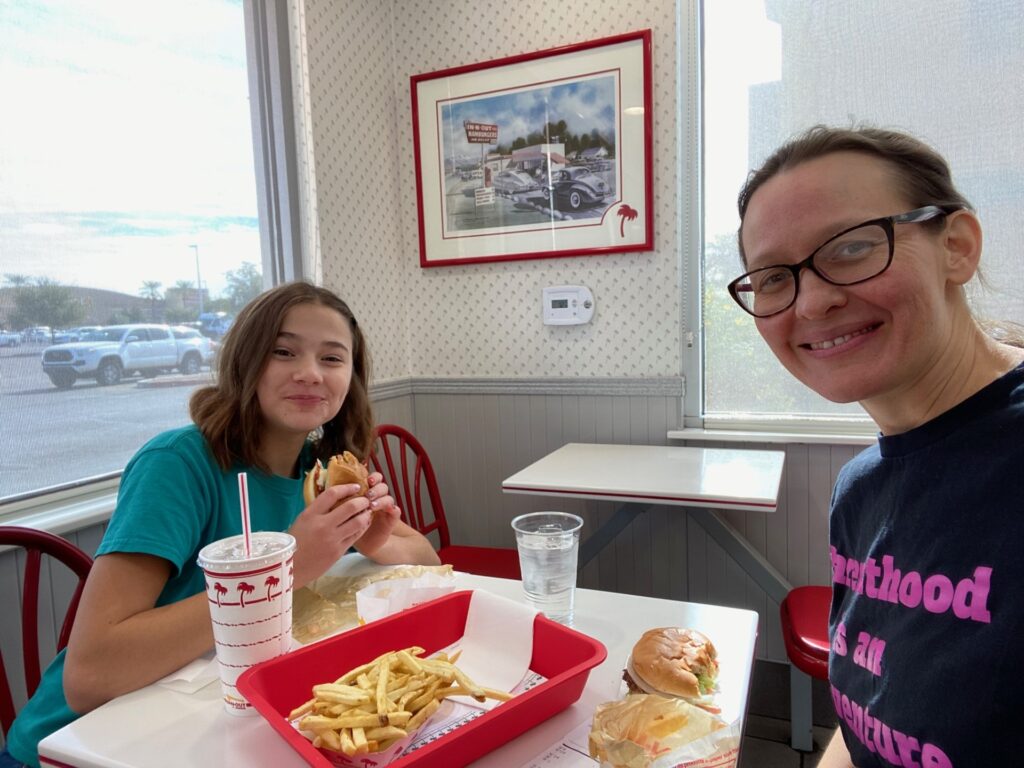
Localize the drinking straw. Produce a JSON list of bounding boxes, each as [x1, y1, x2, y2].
[[237, 472, 252, 557]]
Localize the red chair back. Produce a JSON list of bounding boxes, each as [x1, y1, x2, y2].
[[369, 424, 452, 548], [0, 526, 93, 737], [369, 425, 522, 579]]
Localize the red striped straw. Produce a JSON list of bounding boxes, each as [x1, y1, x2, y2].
[[237, 472, 252, 558]]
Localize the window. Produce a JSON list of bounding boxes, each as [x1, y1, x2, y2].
[[701, 0, 1024, 429], [0, 0, 294, 503]]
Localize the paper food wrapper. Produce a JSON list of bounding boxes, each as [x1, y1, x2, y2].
[[355, 571, 460, 626], [155, 651, 219, 694], [589, 682, 741, 768], [293, 564, 455, 645], [295, 589, 541, 767], [595, 723, 740, 768]]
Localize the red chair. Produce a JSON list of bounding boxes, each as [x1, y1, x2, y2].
[[779, 585, 831, 751], [0, 526, 93, 737], [370, 424, 521, 580]]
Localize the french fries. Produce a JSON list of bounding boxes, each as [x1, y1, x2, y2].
[[289, 646, 512, 757]]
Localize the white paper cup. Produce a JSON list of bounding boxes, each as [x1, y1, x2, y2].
[[197, 531, 296, 715], [511, 512, 583, 624]]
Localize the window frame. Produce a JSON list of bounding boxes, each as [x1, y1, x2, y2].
[[689, 2, 877, 438]]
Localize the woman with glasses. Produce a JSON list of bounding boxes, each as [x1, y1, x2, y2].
[[733, 126, 1024, 768]]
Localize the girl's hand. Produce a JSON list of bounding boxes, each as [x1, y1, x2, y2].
[[352, 472, 401, 556], [288, 482, 374, 586]]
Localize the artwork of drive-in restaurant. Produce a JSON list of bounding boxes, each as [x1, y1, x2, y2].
[[439, 76, 619, 231], [411, 31, 652, 266]]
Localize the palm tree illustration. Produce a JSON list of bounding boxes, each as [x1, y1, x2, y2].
[[265, 574, 280, 601], [213, 582, 228, 606], [617, 204, 638, 237], [237, 581, 255, 607]]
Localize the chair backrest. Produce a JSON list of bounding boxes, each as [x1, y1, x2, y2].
[[0, 526, 93, 738], [369, 425, 451, 550]]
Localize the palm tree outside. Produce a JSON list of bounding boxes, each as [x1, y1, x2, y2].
[[139, 280, 163, 322]]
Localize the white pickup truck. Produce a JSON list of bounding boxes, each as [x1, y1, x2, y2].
[[41, 324, 196, 389]]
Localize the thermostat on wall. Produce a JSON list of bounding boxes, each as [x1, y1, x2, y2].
[[542, 285, 595, 325]]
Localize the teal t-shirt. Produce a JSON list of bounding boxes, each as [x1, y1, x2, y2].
[[7, 425, 310, 767]]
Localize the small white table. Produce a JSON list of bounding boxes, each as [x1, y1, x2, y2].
[[38, 556, 759, 768], [502, 443, 789, 601]]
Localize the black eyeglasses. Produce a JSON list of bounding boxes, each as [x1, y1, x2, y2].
[[727, 205, 957, 318]]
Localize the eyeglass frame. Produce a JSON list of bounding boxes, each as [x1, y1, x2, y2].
[[727, 205, 959, 318]]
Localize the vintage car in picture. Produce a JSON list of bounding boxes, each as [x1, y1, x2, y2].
[[546, 166, 610, 210], [491, 169, 537, 196]]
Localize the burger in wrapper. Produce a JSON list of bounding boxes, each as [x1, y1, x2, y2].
[[623, 628, 720, 713], [589, 694, 725, 768]]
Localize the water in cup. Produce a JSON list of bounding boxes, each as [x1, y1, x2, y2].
[[511, 512, 583, 624]]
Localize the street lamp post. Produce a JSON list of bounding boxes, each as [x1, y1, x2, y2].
[[189, 244, 203, 316]]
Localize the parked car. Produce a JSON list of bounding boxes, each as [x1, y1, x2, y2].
[[198, 311, 233, 340], [0, 330, 21, 347], [491, 169, 537, 196], [40, 324, 181, 388], [22, 326, 52, 343], [546, 167, 610, 211], [53, 325, 103, 344], [170, 325, 215, 373]]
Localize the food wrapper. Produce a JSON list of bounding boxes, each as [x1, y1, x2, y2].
[[292, 564, 455, 644], [589, 694, 740, 768], [355, 571, 459, 625]]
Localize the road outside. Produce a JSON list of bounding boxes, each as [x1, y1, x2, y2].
[[0, 346, 210, 499]]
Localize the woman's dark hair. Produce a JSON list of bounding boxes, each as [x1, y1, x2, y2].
[[735, 125, 1024, 348], [189, 281, 374, 471], [736, 124, 973, 265]]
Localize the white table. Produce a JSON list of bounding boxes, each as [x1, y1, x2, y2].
[[502, 443, 789, 602], [38, 556, 759, 768]]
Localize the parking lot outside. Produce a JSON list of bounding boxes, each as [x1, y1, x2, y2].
[[0, 344, 208, 499]]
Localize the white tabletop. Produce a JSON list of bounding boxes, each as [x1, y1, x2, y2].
[[38, 557, 759, 768], [501, 443, 784, 512]]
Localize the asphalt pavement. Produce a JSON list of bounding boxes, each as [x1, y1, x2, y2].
[[0, 346, 211, 499]]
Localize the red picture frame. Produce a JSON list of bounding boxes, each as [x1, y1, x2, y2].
[[410, 30, 653, 268]]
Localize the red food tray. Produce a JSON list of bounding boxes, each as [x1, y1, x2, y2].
[[238, 589, 606, 767]]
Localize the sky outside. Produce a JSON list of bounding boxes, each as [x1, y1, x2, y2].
[[0, 0, 259, 298]]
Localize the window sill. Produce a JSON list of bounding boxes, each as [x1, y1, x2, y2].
[[0, 478, 119, 538], [668, 427, 876, 446]]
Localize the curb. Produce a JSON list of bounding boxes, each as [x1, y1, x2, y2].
[[137, 374, 213, 389]]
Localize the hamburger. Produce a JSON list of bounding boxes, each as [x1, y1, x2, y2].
[[303, 452, 370, 507], [622, 628, 720, 712]]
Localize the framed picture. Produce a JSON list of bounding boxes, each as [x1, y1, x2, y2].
[[411, 30, 653, 268]]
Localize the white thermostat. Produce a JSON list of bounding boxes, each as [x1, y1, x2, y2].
[[542, 285, 595, 325]]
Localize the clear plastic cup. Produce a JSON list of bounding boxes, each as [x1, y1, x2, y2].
[[197, 531, 296, 715], [511, 512, 584, 624]]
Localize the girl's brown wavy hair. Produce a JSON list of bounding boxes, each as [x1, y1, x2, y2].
[[189, 281, 374, 472]]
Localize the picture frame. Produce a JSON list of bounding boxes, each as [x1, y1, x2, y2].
[[410, 30, 653, 268]]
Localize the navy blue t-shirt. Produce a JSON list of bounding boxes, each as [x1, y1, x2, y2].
[[828, 361, 1024, 767]]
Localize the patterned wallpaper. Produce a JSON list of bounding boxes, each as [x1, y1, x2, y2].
[[295, 0, 689, 380]]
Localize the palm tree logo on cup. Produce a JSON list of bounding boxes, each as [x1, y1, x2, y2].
[[237, 581, 255, 607]]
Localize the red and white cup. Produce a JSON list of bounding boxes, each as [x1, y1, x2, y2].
[[197, 531, 296, 715]]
